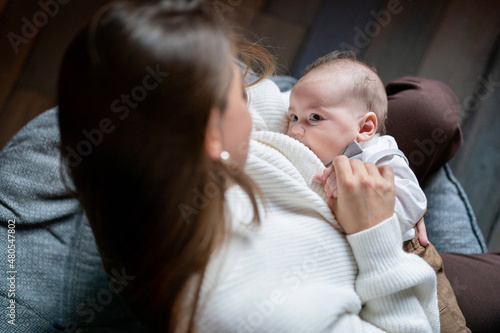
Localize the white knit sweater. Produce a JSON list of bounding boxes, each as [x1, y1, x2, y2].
[[195, 79, 440, 332]]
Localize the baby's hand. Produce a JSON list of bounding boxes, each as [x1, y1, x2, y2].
[[313, 166, 339, 198], [416, 216, 429, 247]]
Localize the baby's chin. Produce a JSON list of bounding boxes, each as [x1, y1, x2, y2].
[[319, 157, 331, 166], [316, 152, 339, 166], [306, 148, 330, 165]]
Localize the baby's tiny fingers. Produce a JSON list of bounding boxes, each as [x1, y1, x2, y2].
[[322, 166, 334, 181], [313, 175, 323, 184]]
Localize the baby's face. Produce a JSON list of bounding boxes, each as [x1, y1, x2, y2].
[[287, 71, 366, 165]]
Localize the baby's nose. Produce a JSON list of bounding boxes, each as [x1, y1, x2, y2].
[[290, 123, 305, 136]]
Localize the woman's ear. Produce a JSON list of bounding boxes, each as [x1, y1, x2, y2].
[[205, 107, 224, 161], [356, 112, 378, 142]]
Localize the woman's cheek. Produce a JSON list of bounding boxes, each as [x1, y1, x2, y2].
[[239, 106, 253, 163]]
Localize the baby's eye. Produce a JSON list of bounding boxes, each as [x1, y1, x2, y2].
[[310, 114, 323, 121], [290, 114, 298, 122]]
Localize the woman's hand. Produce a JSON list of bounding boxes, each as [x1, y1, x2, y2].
[[326, 156, 395, 235]]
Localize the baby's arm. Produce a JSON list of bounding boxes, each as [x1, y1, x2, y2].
[[387, 154, 427, 239]]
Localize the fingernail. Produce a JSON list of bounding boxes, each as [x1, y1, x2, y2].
[[312, 177, 323, 184]]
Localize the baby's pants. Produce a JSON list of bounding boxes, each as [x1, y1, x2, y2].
[[404, 235, 470, 333]]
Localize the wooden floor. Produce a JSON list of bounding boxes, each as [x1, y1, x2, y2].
[[1, 0, 499, 251]]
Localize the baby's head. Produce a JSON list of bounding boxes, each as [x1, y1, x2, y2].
[[287, 51, 387, 165]]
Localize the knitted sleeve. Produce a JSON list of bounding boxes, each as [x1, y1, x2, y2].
[[346, 214, 440, 333]]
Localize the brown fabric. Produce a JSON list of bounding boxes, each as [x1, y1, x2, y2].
[[404, 235, 470, 333], [440, 252, 500, 333], [386, 76, 463, 184]]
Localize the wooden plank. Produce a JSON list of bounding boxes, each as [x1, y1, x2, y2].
[[421, 0, 500, 248], [213, 0, 267, 31], [0, 88, 55, 149], [0, 0, 9, 15], [245, 13, 307, 75], [0, 0, 107, 149], [418, 0, 500, 108], [450, 40, 500, 247], [292, 0, 385, 77], [15, 0, 108, 99], [362, 0, 450, 83], [0, 0, 47, 113], [264, 0, 323, 25]]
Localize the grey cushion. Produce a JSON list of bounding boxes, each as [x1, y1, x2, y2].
[[0, 108, 143, 332], [422, 164, 487, 253]]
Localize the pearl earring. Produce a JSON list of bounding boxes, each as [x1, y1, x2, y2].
[[220, 151, 230, 163]]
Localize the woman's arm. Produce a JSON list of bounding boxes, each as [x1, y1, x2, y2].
[[346, 215, 439, 332], [329, 156, 440, 332]]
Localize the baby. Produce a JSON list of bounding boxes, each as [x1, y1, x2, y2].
[[287, 50, 424, 241], [286, 50, 470, 333]]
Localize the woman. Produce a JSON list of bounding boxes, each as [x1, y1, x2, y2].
[[58, 0, 439, 331]]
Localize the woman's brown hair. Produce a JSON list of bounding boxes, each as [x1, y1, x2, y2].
[[58, 0, 273, 331]]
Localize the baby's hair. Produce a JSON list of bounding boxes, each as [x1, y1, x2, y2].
[[302, 50, 388, 135]]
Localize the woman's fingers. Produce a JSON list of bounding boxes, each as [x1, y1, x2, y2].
[[364, 161, 380, 176], [329, 156, 396, 234], [377, 164, 395, 183], [332, 155, 353, 183]]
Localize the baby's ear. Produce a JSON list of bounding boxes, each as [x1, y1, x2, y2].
[[356, 112, 377, 142]]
